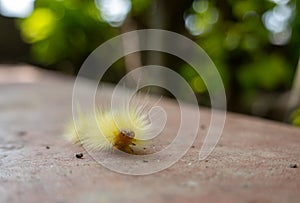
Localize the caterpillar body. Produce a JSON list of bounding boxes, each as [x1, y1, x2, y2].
[[64, 103, 152, 154]]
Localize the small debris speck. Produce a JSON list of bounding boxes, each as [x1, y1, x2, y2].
[[46, 146, 50, 149], [201, 125, 205, 130], [243, 184, 249, 188], [191, 146, 195, 148], [289, 163, 298, 168], [75, 153, 83, 159], [17, 131, 26, 136], [143, 160, 148, 163], [188, 162, 192, 166]]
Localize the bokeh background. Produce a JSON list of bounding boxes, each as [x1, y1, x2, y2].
[[0, 0, 299, 125]]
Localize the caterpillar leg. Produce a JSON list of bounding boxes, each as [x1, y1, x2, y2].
[[112, 144, 134, 154]]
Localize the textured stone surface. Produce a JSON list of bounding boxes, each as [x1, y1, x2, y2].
[[0, 65, 300, 203]]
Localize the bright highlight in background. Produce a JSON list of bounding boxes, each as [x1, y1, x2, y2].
[[263, 0, 294, 45], [184, 0, 219, 36], [0, 0, 35, 18], [95, 0, 131, 27]]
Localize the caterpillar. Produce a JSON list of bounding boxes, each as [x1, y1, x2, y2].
[[64, 102, 153, 154]]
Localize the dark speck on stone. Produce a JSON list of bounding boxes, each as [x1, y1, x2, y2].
[[243, 184, 249, 188], [17, 131, 26, 136], [143, 160, 148, 163], [46, 146, 50, 149], [289, 163, 298, 168], [76, 153, 83, 159]]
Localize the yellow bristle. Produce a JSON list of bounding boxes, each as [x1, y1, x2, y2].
[[64, 104, 151, 153]]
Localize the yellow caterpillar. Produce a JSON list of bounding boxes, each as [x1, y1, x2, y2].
[[64, 103, 151, 154]]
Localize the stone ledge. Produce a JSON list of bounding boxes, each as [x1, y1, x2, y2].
[[0, 65, 299, 203]]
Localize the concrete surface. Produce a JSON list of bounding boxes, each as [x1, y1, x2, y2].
[[0, 65, 300, 203]]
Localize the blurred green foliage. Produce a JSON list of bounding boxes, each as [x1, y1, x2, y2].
[[16, 0, 300, 121], [18, 0, 119, 71], [179, 0, 298, 118], [291, 108, 300, 126]]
